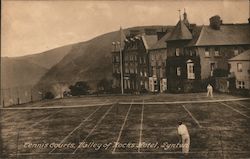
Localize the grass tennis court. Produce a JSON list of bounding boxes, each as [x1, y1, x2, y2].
[[0, 93, 250, 159]]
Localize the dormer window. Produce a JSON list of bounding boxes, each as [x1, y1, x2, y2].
[[175, 48, 180, 56], [214, 48, 220, 56], [234, 48, 239, 56], [205, 47, 210, 57]]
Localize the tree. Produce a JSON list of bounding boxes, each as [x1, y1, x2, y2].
[[213, 68, 229, 77], [97, 79, 112, 93], [69, 81, 90, 96], [44, 91, 55, 99]]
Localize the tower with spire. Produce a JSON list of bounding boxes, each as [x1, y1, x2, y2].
[[182, 8, 190, 28], [165, 9, 200, 92]]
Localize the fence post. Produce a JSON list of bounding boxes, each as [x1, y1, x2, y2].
[[30, 88, 33, 103]]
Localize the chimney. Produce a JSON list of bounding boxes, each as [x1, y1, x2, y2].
[[209, 15, 222, 30], [156, 28, 167, 40]]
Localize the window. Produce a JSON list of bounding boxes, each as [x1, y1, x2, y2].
[[143, 57, 146, 64], [125, 67, 129, 73], [130, 55, 134, 61], [234, 48, 239, 56], [124, 79, 127, 89], [153, 67, 156, 76], [140, 81, 144, 86], [125, 56, 129, 61], [205, 47, 210, 57], [237, 63, 242, 72], [112, 55, 116, 62], [134, 55, 137, 61], [175, 48, 180, 56], [238, 81, 245, 89], [214, 48, 220, 56], [145, 82, 148, 90], [187, 62, 195, 79], [130, 67, 134, 73], [127, 80, 131, 89], [210, 63, 216, 76], [189, 50, 193, 56], [152, 55, 155, 61], [160, 68, 163, 78], [176, 67, 181, 76], [116, 56, 120, 62], [117, 67, 120, 73], [113, 66, 116, 73], [140, 70, 143, 76], [139, 57, 142, 64], [144, 71, 147, 77], [228, 63, 231, 72]]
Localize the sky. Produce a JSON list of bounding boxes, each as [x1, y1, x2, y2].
[[1, 0, 249, 57]]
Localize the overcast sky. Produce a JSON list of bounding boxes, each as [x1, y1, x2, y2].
[[1, 0, 249, 57]]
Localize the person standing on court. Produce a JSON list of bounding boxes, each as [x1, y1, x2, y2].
[[207, 84, 213, 97], [177, 121, 190, 155]]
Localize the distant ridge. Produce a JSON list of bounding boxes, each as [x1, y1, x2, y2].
[[35, 25, 171, 95], [1, 44, 72, 89]]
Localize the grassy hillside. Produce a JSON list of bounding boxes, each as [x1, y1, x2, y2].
[[1, 44, 72, 89], [36, 26, 170, 95]]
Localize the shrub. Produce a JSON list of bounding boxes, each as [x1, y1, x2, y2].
[[44, 91, 55, 99], [213, 69, 229, 77], [97, 79, 112, 94], [69, 81, 90, 96]]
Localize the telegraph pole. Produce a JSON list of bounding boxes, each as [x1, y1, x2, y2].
[[119, 27, 124, 95]]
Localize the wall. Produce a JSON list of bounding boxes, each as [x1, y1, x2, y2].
[[197, 45, 250, 79], [229, 60, 250, 89]]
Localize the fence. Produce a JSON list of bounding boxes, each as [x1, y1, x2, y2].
[[1, 86, 43, 107]]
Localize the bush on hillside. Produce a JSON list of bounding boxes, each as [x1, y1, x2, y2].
[[69, 81, 90, 96]]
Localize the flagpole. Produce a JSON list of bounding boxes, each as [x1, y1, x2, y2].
[[119, 27, 124, 95]]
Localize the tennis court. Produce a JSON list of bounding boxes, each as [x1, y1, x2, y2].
[[1, 93, 250, 159]]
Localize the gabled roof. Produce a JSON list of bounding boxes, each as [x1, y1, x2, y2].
[[166, 20, 192, 41], [141, 35, 158, 50], [186, 26, 203, 47], [150, 31, 172, 50], [228, 50, 250, 61], [195, 24, 250, 46]]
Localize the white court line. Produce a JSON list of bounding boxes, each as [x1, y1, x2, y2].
[[27, 109, 62, 129], [72, 104, 114, 154], [219, 102, 250, 119], [233, 101, 250, 110], [138, 99, 144, 153], [119, 98, 250, 105], [112, 99, 134, 154], [49, 105, 102, 153], [182, 104, 202, 128], [0, 102, 114, 110]]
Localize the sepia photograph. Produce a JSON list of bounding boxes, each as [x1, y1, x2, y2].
[[1, 0, 250, 158]]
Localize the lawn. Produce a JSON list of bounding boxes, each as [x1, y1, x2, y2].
[[0, 93, 249, 159]]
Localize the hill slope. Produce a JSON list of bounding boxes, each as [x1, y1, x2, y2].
[[1, 44, 72, 89], [36, 26, 170, 94]]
